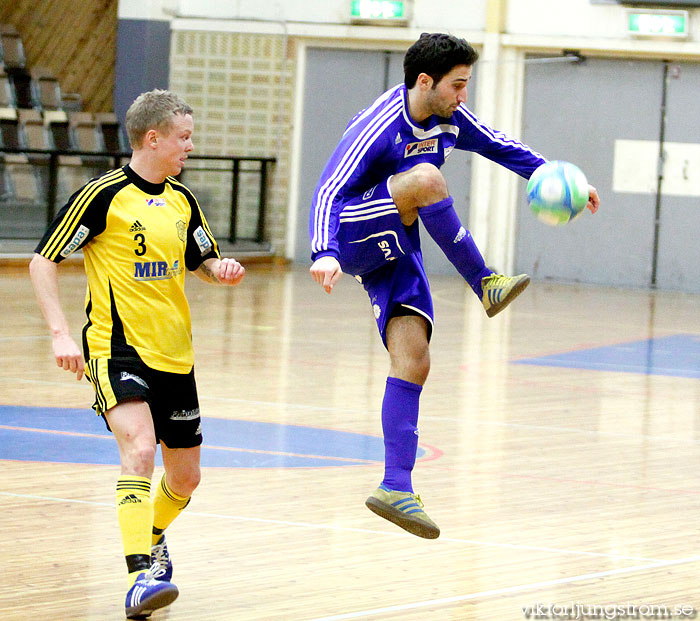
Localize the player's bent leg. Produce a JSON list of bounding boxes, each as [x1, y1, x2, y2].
[[151, 446, 201, 581], [390, 164, 531, 316], [160, 445, 201, 497], [390, 163, 449, 226], [391, 165, 495, 298]]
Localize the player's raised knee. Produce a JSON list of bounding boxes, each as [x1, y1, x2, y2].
[[408, 163, 448, 205]]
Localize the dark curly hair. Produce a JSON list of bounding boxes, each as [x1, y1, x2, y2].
[[404, 33, 479, 89]]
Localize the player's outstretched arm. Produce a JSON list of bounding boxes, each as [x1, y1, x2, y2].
[[587, 185, 600, 214], [310, 256, 342, 294], [194, 257, 245, 286], [28, 253, 85, 380]]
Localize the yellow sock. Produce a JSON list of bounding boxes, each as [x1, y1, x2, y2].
[[152, 474, 191, 546], [116, 475, 153, 586]]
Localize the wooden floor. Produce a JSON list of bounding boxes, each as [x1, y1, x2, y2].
[[2, 261, 700, 620]]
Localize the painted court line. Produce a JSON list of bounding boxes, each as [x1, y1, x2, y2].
[[306, 555, 700, 621], [0, 491, 663, 562]]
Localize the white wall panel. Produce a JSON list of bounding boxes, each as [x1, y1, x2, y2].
[[614, 140, 700, 197]]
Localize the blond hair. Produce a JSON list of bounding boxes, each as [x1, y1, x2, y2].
[[125, 89, 193, 149]]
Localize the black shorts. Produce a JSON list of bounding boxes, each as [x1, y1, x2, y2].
[[85, 357, 202, 448]]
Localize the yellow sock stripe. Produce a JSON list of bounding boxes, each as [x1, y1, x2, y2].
[[117, 476, 151, 494], [160, 475, 189, 504], [117, 476, 151, 484], [152, 474, 189, 542], [117, 483, 152, 494], [117, 485, 152, 495], [39, 169, 127, 259]]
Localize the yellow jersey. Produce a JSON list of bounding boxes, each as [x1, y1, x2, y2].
[[36, 165, 220, 373]]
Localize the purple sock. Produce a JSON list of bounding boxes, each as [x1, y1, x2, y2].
[[381, 377, 422, 493], [419, 196, 492, 298]]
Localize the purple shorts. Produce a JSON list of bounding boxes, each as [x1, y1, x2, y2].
[[337, 179, 434, 347]]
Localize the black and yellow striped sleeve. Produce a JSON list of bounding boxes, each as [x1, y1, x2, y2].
[[35, 168, 128, 262], [168, 177, 221, 271]]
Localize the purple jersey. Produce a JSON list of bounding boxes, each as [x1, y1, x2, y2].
[[310, 83, 546, 262]]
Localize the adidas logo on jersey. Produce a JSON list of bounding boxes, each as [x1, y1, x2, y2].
[[129, 220, 146, 232], [118, 494, 142, 505]]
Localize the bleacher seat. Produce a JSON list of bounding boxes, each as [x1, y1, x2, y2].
[[0, 24, 27, 70], [0, 23, 125, 233], [18, 108, 48, 148], [44, 109, 96, 201], [70, 111, 111, 178], [69, 112, 103, 152], [0, 106, 22, 151], [0, 66, 15, 108], [95, 112, 127, 153], [0, 26, 35, 109], [60, 92, 83, 112], [0, 105, 45, 238], [7, 69, 36, 109], [0, 23, 124, 237], [0, 106, 17, 201], [18, 108, 51, 197], [32, 68, 62, 110], [0, 107, 41, 205]]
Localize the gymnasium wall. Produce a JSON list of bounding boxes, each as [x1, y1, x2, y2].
[[162, 0, 486, 31], [168, 31, 294, 250], [14, 0, 695, 288], [114, 19, 171, 131]]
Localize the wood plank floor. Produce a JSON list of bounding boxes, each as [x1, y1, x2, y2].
[[2, 262, 700, 620]]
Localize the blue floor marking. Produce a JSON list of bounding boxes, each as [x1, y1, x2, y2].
[[514, 334, 700, 379], [0, 405, 424, 468]]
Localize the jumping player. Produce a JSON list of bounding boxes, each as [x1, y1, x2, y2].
[[309, 33, 599, 538], [30, 90, 245, 617]]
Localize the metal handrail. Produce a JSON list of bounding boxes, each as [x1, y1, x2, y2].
[[0, 147, 276, 243]]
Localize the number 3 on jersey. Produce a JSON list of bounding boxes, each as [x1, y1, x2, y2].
[[134, 233, 147, 256]]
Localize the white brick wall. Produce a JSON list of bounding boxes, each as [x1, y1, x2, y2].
[[170, 30, 295, 253]]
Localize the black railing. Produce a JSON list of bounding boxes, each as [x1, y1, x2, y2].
[[0, 147, 275, 244]]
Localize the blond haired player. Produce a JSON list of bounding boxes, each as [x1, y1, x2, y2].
[[30, 90, 245, 618]]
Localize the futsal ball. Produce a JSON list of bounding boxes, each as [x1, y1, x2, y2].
[[526, 161, 589, 226]]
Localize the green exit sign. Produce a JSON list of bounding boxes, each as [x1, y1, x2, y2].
[[351, 0, 409, 24], [627, 9, 688, 37]]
